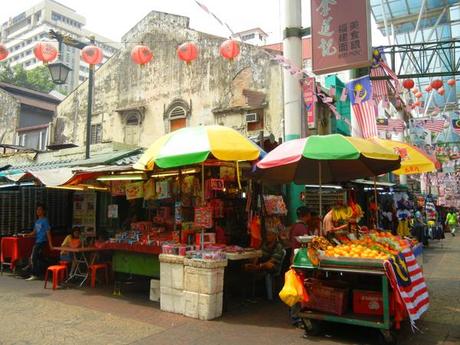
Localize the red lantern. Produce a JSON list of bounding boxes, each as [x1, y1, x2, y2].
[[447, 79, 456, 87], [412, 87, 419, 94], [415, 92, 422, 99], [402, 79, 414, 90], [430, 79, 443, 90], [81, 45, 103, 65], [33, 42, 57, 63], [177, 42, 198, 64], [437, 87, 445, 96], [413, 101, 421, 107], [0, 44, 8, 61], [219, 39, 240, 60], [131, 45, 153, 65], [425, 85, 432, 92]]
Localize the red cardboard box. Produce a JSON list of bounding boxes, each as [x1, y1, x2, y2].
[[353, 290, 395, 316]]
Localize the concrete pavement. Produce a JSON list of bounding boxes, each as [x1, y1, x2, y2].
[[0, 235, 459, 345]]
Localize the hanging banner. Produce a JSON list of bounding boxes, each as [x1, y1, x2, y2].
[[302, 77, 316, 129], [311, 0, 372, 75]]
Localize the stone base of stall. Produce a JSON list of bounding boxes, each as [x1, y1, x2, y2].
[[159, 254, 227, 320]]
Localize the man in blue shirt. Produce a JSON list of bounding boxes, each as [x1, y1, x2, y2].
[[25, 204, 52, 280]]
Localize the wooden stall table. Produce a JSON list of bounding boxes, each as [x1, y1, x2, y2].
[[225, 249, 262, 261], [53, 246, 103, 286], [1, 236, 35, 273]]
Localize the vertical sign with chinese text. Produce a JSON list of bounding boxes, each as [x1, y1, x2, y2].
[[311, 0, 371, 75], [302, 77, 316, 129]]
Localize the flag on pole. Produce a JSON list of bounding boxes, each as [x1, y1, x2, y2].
[[415, 119, 445, 133], [347, 76, 378, 138]]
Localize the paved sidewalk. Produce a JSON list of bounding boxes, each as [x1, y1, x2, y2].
[[0, 235, 459, 345]]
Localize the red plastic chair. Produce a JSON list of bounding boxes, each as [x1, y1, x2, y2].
[[89, 263, 109, 288], [44, 265, 67, 290], [59, 261, 70, 279]]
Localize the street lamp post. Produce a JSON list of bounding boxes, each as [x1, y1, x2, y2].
[[48, 30, 95, 159]]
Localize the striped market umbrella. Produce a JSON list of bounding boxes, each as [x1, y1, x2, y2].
[[256, 134, 401, 185], [371, 138, 440, 175], [134, 125, 264, 170]]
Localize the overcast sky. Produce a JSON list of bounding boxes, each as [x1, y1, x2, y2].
[[2, 0, 385, 45]]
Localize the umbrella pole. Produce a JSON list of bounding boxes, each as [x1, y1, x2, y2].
[[201, 162, 205, 251], [373, 176, 378, 229], [319, 161, 323, 234]]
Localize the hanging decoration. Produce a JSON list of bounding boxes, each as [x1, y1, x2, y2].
[[81, 45, 103, 65], [219, 39, 240, 60], [430, 79, 443, 90], [33, 42, 58, 63], [412, 87, 419, 94], [177, 42, 199, 64], [402, 79, 414, 90], [437, 87, 445, 96], [0, 44, 8, 61], [415, 92, 422, 99], [131, 44, 153, 66], [447, 79, 456, 87], [425, 85, 432, 92]]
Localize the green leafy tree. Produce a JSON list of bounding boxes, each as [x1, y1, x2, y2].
[[0, 62, 55, 93]]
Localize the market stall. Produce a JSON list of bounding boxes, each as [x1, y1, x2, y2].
[[256, 134, 429, 343]]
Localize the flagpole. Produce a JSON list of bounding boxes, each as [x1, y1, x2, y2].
[[423, 90, 435, 117]]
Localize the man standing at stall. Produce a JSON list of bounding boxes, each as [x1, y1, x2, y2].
[[24, 204, 53, 281]]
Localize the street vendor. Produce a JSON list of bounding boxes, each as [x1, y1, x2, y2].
[[59, 226, 82, 262], [289, 206, 312, 250], [244, 228, 285, 274], [24, 204, 53, 281], [322, 207, 349, 240]]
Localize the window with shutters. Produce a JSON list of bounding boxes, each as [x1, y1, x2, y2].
[[124, 113, 140, 145], [164, 100, 190, 133], [90, 124, 102, 144]]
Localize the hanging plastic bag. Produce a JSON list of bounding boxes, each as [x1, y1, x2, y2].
[[293, 270, 309, 303], [279, 268, 302, 307]]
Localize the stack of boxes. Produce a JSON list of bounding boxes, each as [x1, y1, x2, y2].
[[158, 254, 227, 320], [159, 254, 185, 314], [183, 258, 227, 320]]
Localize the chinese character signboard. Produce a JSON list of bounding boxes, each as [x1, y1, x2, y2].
[[302, 77, 316, 129], [311, 0, 371, 75]]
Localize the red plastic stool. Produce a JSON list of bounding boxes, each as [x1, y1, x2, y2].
[[89, 263, 109, 288], [58, 261, 70, 279], [44, 265, 67, 290]]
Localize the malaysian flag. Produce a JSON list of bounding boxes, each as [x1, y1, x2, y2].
[[377, 118, 405, 133], [370, 66, 388, 103], [452, 119, 460, 134], [347, 76, 378, 138], [384, 246, 429, 327]]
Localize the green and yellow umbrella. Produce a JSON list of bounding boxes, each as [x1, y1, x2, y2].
[[134, 125, 264, 170], [256, 134, 401, 184]]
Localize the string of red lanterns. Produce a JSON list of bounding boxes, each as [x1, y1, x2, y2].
[[0, 38, 241, 68]]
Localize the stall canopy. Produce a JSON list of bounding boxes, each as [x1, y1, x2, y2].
[[0, 146, 143, 187], [255, 134, 401, 185], [371, 138, 440, 175], [134, 125, 265, 170]]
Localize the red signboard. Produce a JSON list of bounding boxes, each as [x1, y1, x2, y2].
[[302, 77, 316, 129], [311, 0, 372, 75]]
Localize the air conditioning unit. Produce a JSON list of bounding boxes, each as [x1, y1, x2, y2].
[[245, 113, 259, 123]]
